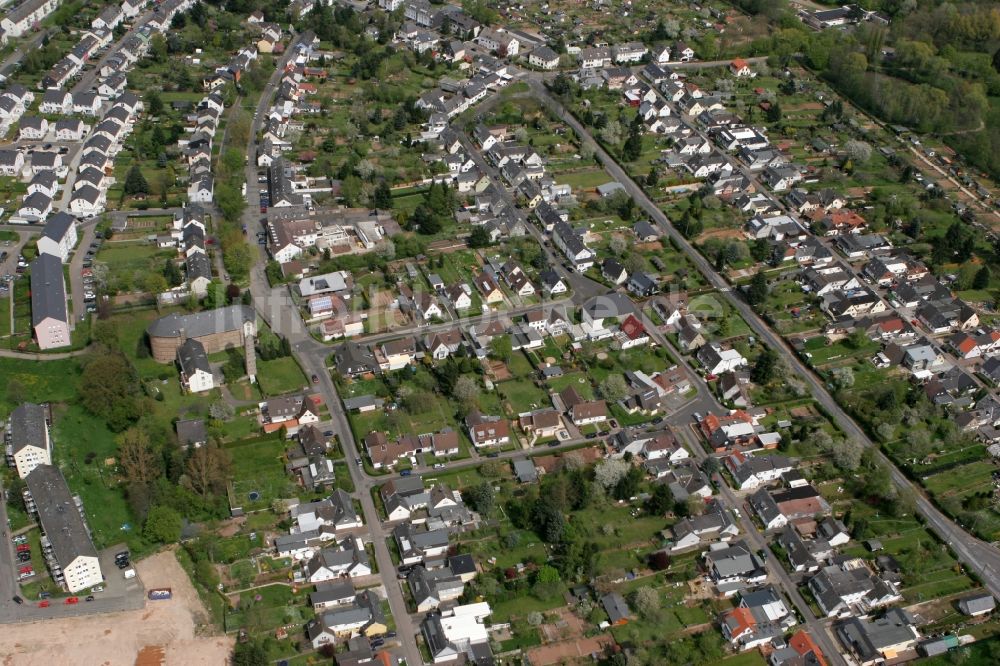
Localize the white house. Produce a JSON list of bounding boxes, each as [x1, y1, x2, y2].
[[697, 343, 748, 375], [7, 403, 52, 479], [36, 213, 78, 263], [187, 174, 214, 203], [177, 339, 214, 393], [528, 46, 559, 70], [0, 150, 24, 176]]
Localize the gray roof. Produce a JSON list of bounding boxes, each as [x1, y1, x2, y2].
[[958, 593, 995, 615], [41, 212, 75, 243], [29, 253, 67, 327], [342, 394, 384, 411], [185, 252, 212, 281], [512, 458, 537, 483], [9, 402, 47, 454], [177, 338, 211, 376], [25, 464, 99, 567], [706, 540, 758, 577], [147, 305, 255, 339], [601, 592, 631, 623], [310, 578, 355, 605], [835, 608, 917, 662], [448, 553, 476, 577]]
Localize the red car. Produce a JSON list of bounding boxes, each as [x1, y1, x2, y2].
[[18, 566, 32, 574], [38, 601, 49, 608], [16, 544, 30, 552], [64, 597, 79, 605]]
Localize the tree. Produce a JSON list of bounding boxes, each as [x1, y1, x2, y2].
[[468, 226, 491, 248], [831, 366, 855, 389], [751, 347, 778, 384], [143, 271, 168, 295], [144, 505, 182, 543], [608, 235, 628, 256], [833, 438, 864, 471], [622, 130, 643, 162], [232, 641, 268, 666], [117, 428, 161, 486], [185, 444, 232, 497], [453, 375, 480, 411], [844, 140, 873, 164], [465, 482, 495, 514], [80, 351, 142, 431], [490, 335, 512, 363], [632, 586, 660, 618], [223, 237, 253, 280], [645, 484, 673, 514], [124, 165, 150, 196], [594, 458, 629, 491], [765, 101, 782, 123], [527, 611, 544, 626], [973, 265, 991, 290], [746, 271, 769, 305], [91, 319, 119, 349], [147, 90, 163, 116], [599, 375, 628, 402], [163, 258, 183, 287]]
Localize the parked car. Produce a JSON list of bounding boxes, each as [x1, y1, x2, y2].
[[65, 597, 79, 605], [85, 595, 94, 602], [37, 600, 49, 608], [12, 596, 22, 605]]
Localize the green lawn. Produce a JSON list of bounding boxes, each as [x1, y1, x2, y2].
[[497, 379, 550, 414], [52, 404, 141, 552], [0, 356, 82, 418], [226, 435, 296, 513], [555, 168, 613, 191], [545, 372, 595, 399], [225, 583, 312, 635], [255, 356, 308, 396]]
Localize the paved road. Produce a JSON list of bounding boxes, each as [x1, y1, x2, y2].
[[67, 220, 98, 324], [70, 8, 159, 96], [526, 78, 1000, 606], [239, 31, 424, 666], [673, 426, 842, 662]]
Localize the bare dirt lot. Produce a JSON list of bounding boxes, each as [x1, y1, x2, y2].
[[0, 549, 232, 666]]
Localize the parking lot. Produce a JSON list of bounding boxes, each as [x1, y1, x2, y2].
[[2, 536, 145, 623]]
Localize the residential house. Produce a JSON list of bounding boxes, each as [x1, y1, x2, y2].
[[36, 212, 78, 263], [704, 540, 767, 596], [465, 410, 510, 448], [697, 343, 748, 375]]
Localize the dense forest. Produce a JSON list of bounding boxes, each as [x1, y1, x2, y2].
[[741, 0, 1000, 180]]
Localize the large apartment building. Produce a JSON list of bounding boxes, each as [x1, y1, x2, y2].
[[24, 464, 103, 593], [5, 402, 52, 478]]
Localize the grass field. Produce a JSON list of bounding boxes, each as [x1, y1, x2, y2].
[[53, 404, 141, 552], [255, 356, 308, 396], [498, 379, 550, 414], [226, 435, 296, 513], [555, 168, 613, 191], [225, 583, 312, 636], [0, 356, 82, 417], [545, 371, 595, 399]]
